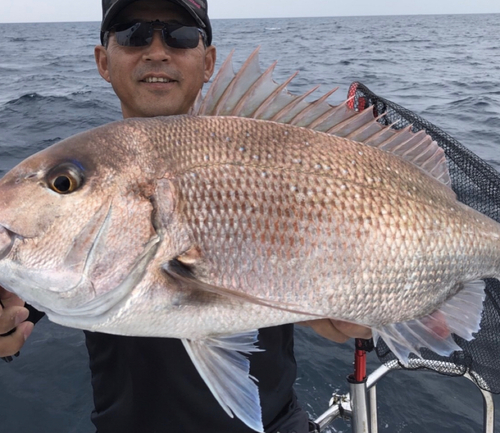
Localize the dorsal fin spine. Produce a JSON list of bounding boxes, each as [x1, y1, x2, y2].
[[307, 98, 350, 130], [326, 106, 376, 136], [252, 71, 299, 119], [270, 85, 321, 122], [230, 61, 278, 116], [375, 125, 414, 150], [213, 48, 262, 115], [289, 87, 339, 127], [198, 49, 236, 115], [345, 112, 387, 141]]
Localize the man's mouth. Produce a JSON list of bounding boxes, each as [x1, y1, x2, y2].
[[142, 77, 175, 83]]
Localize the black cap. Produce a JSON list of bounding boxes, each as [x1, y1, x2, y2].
[[100, 0, 212, 46]]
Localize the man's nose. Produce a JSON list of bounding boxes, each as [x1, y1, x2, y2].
[[143, 29, 170, 61]]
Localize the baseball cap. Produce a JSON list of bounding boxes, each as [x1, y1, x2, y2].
[[100, 0, 212, 46]]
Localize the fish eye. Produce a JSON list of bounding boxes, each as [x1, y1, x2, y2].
[[47, 163, 83, 194]]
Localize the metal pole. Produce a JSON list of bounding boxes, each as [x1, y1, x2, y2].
[[481, 387, 495, 433], [315, 403, 342, 431], [348, 376, 370, 433], [369, 385, 378, 433], [347, 339, 371, 433]]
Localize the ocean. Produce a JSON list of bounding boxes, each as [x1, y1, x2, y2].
[[0, 13, 499, 433]]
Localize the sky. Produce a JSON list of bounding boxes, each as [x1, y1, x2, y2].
[[0, 0, 499, 23]]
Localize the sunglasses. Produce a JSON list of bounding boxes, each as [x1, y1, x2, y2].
[[106, 20, 207, 49]]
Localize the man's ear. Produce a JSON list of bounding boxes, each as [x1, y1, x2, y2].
[[95, 45, 111, 83], [204, 45, 216, 83]]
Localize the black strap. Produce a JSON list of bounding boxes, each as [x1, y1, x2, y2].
[[1, 303, 45, 363]]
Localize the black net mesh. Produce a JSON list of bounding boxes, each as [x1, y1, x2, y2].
[[348, 82, 500, 393]]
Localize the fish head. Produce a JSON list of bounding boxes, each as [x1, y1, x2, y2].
[[0, 121, 160, 317]]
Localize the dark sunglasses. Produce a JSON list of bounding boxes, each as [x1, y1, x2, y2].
[[106, 20, 207, 49]]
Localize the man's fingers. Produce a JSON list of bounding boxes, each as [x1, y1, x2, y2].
[[0, 286, 25, 308], [0, 301, 33, 357], [0, 305, 29, 334], [0, 321, 33, 358]]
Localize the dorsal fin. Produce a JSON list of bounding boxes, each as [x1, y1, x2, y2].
[[190, 47, 451, 186]]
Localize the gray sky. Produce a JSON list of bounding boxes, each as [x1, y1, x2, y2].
[[1, 0, 499, 23]]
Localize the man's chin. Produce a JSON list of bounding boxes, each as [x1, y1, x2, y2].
[[124, 104, 189, 118]]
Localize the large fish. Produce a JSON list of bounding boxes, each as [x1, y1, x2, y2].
[[0, 49, 496, 431]]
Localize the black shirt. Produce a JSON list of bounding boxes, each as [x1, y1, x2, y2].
[[85, 324, 305, 433]]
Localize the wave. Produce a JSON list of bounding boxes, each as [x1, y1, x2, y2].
[[445, 95, 498, 111], [3, 93, 73, 107], [3, 92, 110, 110]]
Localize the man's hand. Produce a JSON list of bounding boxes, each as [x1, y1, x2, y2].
[[298, 319, 372, 343], [0, 286, 33, 357]]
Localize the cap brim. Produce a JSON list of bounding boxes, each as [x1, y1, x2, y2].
[[100, 0, 210, 45]]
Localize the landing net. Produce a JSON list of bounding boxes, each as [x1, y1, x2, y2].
[[348, 82, 500, 393]]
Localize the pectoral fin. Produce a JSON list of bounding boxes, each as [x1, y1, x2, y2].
[[373, 280, 485, 366], [182, 330, 264, 432], [163, 259, 322, 317]]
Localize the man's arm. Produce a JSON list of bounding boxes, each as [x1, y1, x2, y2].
[[298, 319, 372, 343], [0, 287, 33, 358]]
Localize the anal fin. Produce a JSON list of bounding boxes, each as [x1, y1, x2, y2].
[[373, 280, 485, 366], [182, 330, 264, 432]]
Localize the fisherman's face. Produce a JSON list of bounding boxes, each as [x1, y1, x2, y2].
[[95, 0, 216, 118]]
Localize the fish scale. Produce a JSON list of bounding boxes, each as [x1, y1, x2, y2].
[[138, 116, 498, 328], [159, 117, 446, 204]]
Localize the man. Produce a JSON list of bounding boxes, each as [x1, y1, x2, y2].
[[0, 1, 370, 431]]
